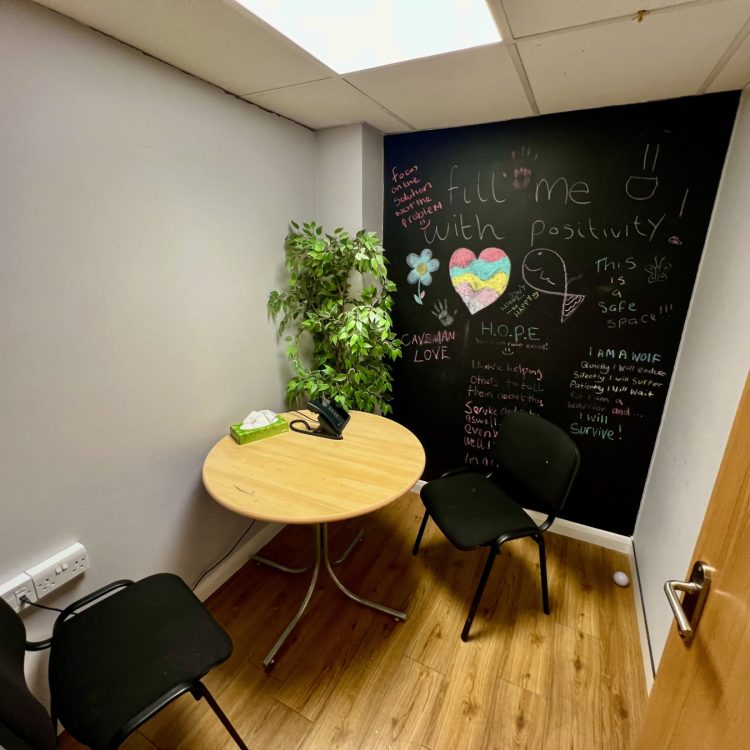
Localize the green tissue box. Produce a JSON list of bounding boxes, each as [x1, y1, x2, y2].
[[230, 415, 289, 445]]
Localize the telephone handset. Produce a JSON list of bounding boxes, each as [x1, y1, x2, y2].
[[289, 397, 350, 440], [309, 398, 350, 437]]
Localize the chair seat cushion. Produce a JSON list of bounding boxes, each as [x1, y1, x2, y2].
[[49, 573, 232, 748], [421, 472, 538, 550]]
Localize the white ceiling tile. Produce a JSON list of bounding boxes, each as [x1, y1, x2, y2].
[[501, 0, 693, 38], [28, 0, 750, 133], [32, 0, 333, 94], [708, 29, 750, 91], [246, 78, 409, 132], [346, 45, 533, 131], [518, 0, 750, 113]]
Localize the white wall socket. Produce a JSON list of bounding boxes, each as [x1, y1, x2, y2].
[[0, 572, 38, 613], [25, 542, 89, 599]]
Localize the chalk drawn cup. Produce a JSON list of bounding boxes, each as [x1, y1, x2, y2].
[[449, 247, 510, 315]]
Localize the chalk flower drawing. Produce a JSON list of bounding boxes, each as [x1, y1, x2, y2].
[[406, 248, 440, 305]]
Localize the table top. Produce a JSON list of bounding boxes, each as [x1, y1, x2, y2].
[[202, 410, 426, 524]]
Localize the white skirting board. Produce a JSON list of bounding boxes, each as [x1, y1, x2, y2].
[[196, 482, 654, 690]]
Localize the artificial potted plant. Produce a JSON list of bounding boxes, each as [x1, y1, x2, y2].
[[268, 221, 401, 414]]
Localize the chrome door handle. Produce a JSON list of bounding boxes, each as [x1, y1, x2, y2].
[[663, 560, 713, 641]]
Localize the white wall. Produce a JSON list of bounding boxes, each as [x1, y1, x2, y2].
[[362, 123, 385, 238], [316, 124, 384, 236], [0, 0, 316, 677], [316, 125, 365, 234], [633, 91, 750, 671]]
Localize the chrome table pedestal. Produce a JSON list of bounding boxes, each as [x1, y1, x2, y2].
[[258, 524, 407, 671]]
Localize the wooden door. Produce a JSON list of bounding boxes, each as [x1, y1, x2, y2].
[[637, 371, 750, 749]]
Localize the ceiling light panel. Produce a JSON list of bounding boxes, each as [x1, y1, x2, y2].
[[233, 0, 501, 73]]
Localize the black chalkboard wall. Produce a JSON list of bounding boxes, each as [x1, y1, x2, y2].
[[383, 92, 739, 536]]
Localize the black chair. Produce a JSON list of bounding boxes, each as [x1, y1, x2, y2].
[[0, 573, 249, 750], [413, 410, 580, 641]]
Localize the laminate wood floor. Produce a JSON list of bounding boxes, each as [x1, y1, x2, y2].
[[58, 491, 647, 750]]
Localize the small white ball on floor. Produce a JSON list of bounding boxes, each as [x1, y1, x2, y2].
[[613, 571, 630, 587]]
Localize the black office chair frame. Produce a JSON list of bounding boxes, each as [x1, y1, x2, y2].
[[413, 411, 580, 641], [0, 574, 253, 750]]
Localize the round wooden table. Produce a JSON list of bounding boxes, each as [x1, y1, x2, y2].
[[203, 410, 425, 669]]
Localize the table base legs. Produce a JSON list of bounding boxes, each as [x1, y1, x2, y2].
[[322, 525, 407, 621], [262, 526, 322, 671], [261, 523, 406, 671], [252, 527, 365, 574], [331, 527, 366, 566]]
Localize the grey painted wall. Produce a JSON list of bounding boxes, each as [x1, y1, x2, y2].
[[0, 0, 317, 684], [315, 123, 384, 237]]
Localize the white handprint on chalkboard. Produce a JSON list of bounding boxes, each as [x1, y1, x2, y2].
[[431, 299, 457, 327]]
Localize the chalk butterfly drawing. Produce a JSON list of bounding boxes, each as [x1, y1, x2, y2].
[[449, 247, 511, 315], [521, 248, 585, 323], [406, 248, 440, 305], [645, 255, 672, 284]]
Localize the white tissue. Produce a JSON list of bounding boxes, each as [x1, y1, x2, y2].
[[240, 409, 277, 430]]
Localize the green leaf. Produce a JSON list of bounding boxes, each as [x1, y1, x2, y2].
[[269, 220, 398, 415]]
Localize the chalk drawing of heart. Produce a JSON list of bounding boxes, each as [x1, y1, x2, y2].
[[449, 247, 511, 315]]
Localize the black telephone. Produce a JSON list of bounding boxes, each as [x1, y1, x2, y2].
[[289, 397, 350, 440]]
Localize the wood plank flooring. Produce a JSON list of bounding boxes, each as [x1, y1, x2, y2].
[[58, 491, 647, 750]]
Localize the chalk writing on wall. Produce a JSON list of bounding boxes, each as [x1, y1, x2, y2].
[[383, 93, 739, 535]]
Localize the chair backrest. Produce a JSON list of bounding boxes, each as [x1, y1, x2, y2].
[[0, 599, 56, 750], [491, 410, 580, 517]]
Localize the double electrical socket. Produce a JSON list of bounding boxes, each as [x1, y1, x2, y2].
[[0, 542, 89, 613], [26, 542, 89, 597]]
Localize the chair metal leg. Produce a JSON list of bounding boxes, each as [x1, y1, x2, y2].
[[412, 510, 430, 555], [461, 547, 498, 642], [49, 708, 58, 741], [535, 534, 550, 615], [196, 681, 249, 750]]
